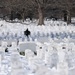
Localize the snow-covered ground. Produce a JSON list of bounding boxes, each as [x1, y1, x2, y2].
[[0, 20, 75, 75]]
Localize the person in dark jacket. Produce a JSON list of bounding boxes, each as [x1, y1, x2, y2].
[[24, 28, 31, 38]]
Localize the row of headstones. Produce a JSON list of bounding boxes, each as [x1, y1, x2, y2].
[[25, 25, 75, 32], [0, 41, 37, 75], [36, 42, 75, 63], [24, 43, 69, 75], [0, 42, 75, 75], [0, 41, 17, 48], [0, 42, 66, 75], [0, 34, 74, 43], [1, 40, 75, 52], [0, 49, 67, 75], [0, 29, 75, 41], [1, 25, 75, 35], [0, 41, 75, 74], [0, 46, 20, 74]]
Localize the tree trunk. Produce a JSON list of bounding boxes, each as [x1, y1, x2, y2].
[[8, 8, 13, 21], [67, 10, 71, 24], [10, 10, 14, 21], [38, 6, 44, 25], [64, 11, 67, 22], [22, 12, 25, 22], [22, 8, 25, 22]]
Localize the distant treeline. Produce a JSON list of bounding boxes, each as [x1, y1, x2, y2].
[[0, 0, 75, 25]]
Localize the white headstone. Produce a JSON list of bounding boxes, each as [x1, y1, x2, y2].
[[36, 45, 46, 59], [2, 41, 7, 47], [57, 62, 68, 75], [12, 42, 17, 47], [25, 49, 34, 60], [57, 44, 68, 75], [44, 45, 53, 64]]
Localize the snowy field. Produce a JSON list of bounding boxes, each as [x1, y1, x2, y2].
[[0, 20, 75, 75]]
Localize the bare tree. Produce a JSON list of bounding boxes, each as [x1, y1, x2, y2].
[[27, 0, 52, 25], [3, 0, 28, 21], [1, 0, 75, 24], [58, 0, 75, 24], [27, 0, 71, 25]]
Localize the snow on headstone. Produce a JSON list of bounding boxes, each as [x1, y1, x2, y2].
[[35, 65, 50, 75], [57, 43, 68, 75], [45, 51, 51, 65], [28, 57, 38, 72], [44, 45, 53, 64], [72, 45, 75, 52], [11, 54, 20, 68], [11, 53, 24, 75], [51, 67, 58, 75], [25, 49, 38, 71], [0, 47, 5, 53], [57, 43, 66, 62], [29, 37, 32, 41], [57, 62, 68, 75], [58, 50, 65, 62], [64, 38, 69, 43], [34, 39, 37, 42], [19, 38, 23, 42], [69, 43, 75, 51], [0, 47, 5, 60], [2, 41, 7, 47], [28, 74, 35, 75], [36, 44, 46, 59], [11, 48, 19, 55], [25, 49, 34, 60], [11, 68, 24, 75], [12, 42, 17, 47], [36, 45, 40, 57]]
